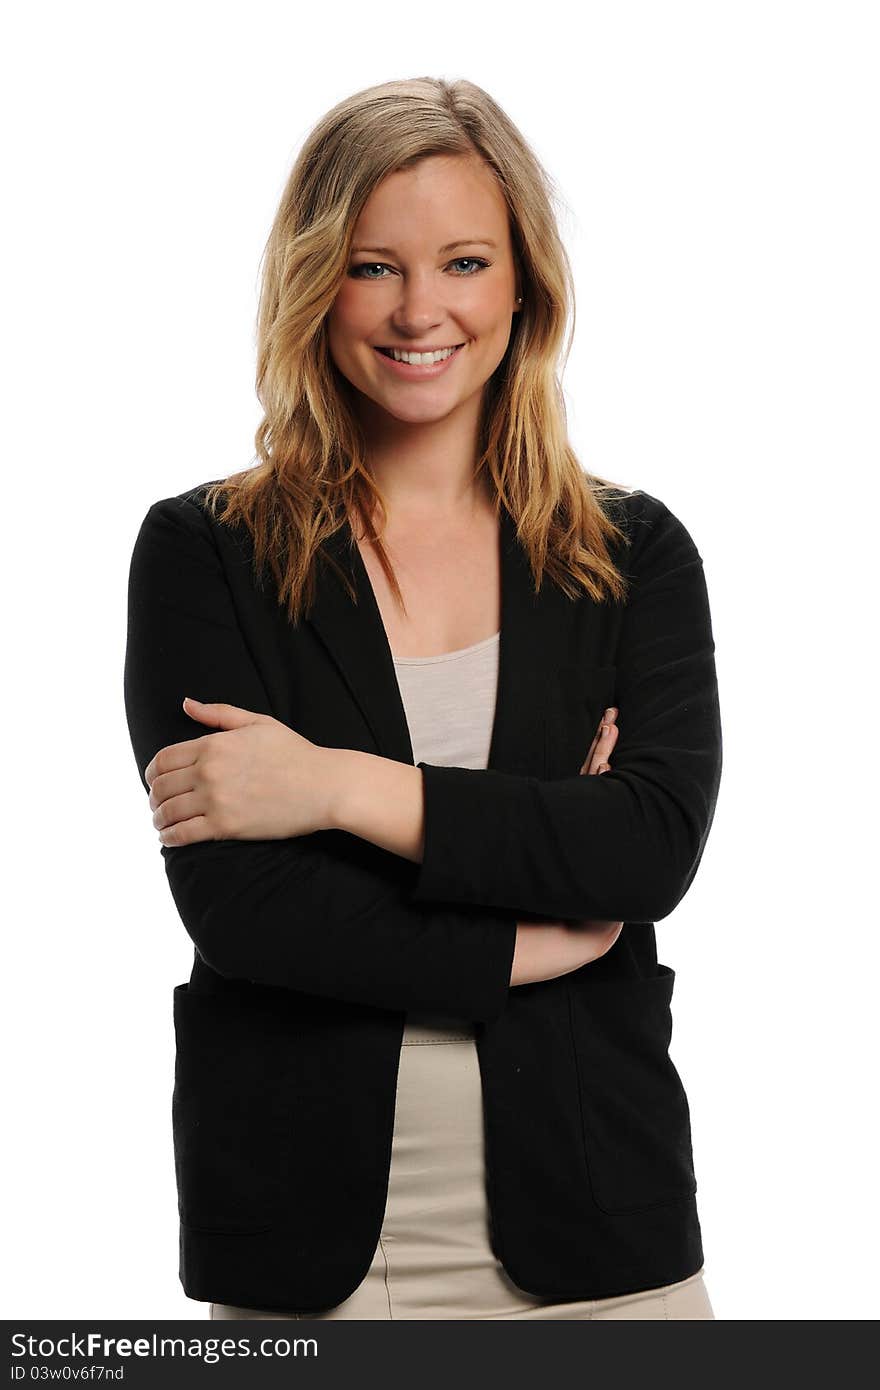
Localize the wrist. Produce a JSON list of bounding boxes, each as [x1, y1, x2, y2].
[[321, 746, 369, 833], [320, 748, 425, 861]]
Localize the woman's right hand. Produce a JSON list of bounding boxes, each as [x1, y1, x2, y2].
[[509, 917, 624, 987], [510, 708, 622, 988]]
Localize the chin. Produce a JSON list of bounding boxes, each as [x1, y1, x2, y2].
[[377, 398, 460, 426]]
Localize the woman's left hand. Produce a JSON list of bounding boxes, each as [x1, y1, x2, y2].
[[145, 697, 338, 847], [580, 707, 618, 775]]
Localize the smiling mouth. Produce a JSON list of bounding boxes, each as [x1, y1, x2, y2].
[[375, 342, 466, 363]]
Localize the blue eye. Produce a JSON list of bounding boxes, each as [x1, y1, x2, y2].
[[348, 257, 491, 280], [449, 257, 490, 275], [350, 263, 390, 279]]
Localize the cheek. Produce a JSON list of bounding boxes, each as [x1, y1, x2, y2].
[[472, 284, 516, 333], [468, 298, 516, 359], [327, 287, 372, 351]]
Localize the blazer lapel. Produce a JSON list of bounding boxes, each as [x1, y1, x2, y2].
[[306, 517, 414, 767], [306, 508, 558, 777]]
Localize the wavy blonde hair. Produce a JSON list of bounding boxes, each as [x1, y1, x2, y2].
[[203, 75, 633, 624]]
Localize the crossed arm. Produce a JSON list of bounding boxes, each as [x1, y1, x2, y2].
[[146, 691, 622, 991], [324, 722, 617, 861], [126, 490, 721, 1018], [146, 703, 618, 860]]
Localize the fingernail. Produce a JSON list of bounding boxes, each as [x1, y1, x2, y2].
[[604, 708, 615, 720]]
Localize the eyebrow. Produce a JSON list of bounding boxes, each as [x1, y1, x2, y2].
[[350, 239, 498, 255]]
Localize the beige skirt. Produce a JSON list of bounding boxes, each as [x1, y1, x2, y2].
[[211, 1014, 714, 1321]]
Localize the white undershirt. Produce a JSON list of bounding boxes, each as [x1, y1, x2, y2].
[[392, 631, 501, 1040]]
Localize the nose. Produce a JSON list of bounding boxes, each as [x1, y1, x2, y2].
[[389, 272, 446, 338]]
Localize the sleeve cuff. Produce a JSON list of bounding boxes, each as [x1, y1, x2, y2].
[[412, 761, 520, 907]]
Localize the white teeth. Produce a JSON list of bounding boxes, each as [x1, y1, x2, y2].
[[385, 345, 461, 365]]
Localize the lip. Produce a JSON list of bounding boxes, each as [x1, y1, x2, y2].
[[372, 342, 466, 379]]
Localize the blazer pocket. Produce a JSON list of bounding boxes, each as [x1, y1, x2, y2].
[[171, 983, 295, 1235], [544, 664, 618, 777], [567, 964, 698, 1215]]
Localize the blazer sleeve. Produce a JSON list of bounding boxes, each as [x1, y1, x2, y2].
[[123, 495, 517, 1021], [409, 492, 723, 924]]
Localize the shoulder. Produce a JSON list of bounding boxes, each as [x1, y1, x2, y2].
[[602, 485, 706, 582], [130, 479, 244, 586], [135, 478, 237, 556], [141, 478, 225, 527]]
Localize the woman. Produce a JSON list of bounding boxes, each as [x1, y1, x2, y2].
[[124, 76, 722, 1320]]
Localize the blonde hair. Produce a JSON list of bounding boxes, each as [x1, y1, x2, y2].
[[203, 75, 633, 624]]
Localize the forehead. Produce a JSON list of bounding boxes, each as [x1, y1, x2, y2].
[[352, 155, 511, 250]]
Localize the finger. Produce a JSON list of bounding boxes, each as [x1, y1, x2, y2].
[[153, 789, 206, 833], [148, 765, 197, 812], [583, 719, 619, 775], [579, 707, 618, 773], [579, 726, 601, 774], [182, 698, 265, 730], [158, 814, 213, 848], [145, 739, 203, 788]]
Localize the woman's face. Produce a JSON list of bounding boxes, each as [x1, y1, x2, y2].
[[327, 154, 522, 428]]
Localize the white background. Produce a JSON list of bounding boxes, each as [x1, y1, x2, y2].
[[3, 0, 878, 1321]]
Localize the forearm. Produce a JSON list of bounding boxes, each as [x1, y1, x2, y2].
[[322, 750, 625, 990], [409, 517, 721, 923], [125, 497, 517, 1020], [327, 747, 425, 862], [326, 497, 722, 926], [324, 742, 683, 922], [160, 834, 515, 1018]]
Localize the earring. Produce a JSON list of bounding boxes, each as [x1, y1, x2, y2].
[[516, 295, 523, 304]]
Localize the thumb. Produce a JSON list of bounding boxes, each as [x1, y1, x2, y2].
[[182, 696, 265, 730]]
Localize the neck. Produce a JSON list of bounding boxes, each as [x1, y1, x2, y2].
[[356, 394, 489, 524]]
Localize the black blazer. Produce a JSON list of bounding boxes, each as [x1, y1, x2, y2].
[[123, 480, 723, 1313]]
